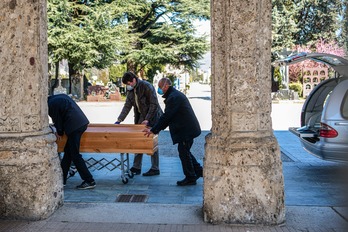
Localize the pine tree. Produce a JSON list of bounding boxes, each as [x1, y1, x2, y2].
[[272, 1, 299, 57], [293, 0, 343, 46], [48, 1, 129, 68], [118, 0, 210, 76], [47, 0, 210, 89]]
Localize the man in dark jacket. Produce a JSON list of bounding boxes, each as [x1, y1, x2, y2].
[[143, 78, 203, 186], [115, 72, 163, 176], [48, 94, 95, 189]]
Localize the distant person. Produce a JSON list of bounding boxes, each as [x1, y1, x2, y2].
[[115, 72, 163, 176], [143, 78, 203, 186], [48, 94, 96, 190]]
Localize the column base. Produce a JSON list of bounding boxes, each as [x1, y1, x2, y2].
[[203, 133, 285, 225], [0, 133, 63, 220]]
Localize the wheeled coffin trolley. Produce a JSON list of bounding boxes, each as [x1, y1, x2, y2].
[[56, 124, 158, 184]]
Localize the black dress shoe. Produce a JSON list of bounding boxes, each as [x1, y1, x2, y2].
[[142, 169, 160, 176], [130, 167, 141, 175], [176, 178, 197, 186]]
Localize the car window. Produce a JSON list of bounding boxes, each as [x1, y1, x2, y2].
[[323, 91, 332, 109], [341, 91, 348, 119]]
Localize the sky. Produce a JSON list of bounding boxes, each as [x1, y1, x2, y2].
[[194, 20, 211, 72], [195, 20, 211, 37]]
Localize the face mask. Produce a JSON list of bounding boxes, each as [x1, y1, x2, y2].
[[126, 85, 134, 91], [157, 87, 164, 95]]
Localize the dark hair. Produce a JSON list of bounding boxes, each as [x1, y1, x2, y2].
[[122, 72, 137, 84]]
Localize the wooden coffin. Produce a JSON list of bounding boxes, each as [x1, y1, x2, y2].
[[56, 124, 158, 155]]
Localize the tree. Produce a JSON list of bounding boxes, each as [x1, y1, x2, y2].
[[272, 0, 344, 58], [109, 64, 127, 83], [48, 0, 130, 93], [48, 0, 128, 69], [293, 0, 343, 46], [47, 0, 210, 92], [116, 0, 210, 79], [272, 0, 299, 55], [341, 0, 348, 53]]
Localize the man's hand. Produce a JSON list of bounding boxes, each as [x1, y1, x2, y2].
[[141, 120, 149, 125], [49, 125, 61, 141], [143, 128, 153, 137], [55, 133, 62, 141]]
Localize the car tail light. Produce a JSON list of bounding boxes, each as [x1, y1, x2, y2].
[[319, 123, 338, 138]]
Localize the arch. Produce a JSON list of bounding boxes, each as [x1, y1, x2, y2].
[[304, 70, 311, 76], [304, 77, 311, 83]]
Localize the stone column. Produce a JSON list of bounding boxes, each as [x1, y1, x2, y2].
[[203, 0, 285, 224], [0, 0, 63, 219]]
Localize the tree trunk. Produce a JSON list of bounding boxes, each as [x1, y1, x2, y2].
[[50, 61, 59, 95], [68, 62, 78, 94]]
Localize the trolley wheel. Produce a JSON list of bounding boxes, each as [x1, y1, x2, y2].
[[122, 178, 129, 184], [68, 169, 76, 177], [128, 172, 134, 178]]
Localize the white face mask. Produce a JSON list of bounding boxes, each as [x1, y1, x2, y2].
[[126, 85, 134, 91]]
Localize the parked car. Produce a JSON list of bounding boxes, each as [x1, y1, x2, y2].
[[273, 52, 348, 162]]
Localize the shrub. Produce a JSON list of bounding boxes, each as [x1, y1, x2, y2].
[[289, 82, 302, 97]]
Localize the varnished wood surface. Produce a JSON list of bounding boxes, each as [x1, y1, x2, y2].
[[56, 124, 158, 154]]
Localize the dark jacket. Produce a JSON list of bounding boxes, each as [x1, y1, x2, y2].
[[118, 79, 163, 126], [151, 86, 201, 144], [48, 94, 89, 136]]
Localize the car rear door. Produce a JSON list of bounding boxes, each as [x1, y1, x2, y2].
[[273, 52, 348, 138], [288, 78, 339, 139], [320, 79, 348, 161]]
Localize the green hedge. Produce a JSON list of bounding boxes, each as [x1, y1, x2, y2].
[[289, 82, 302, 97]]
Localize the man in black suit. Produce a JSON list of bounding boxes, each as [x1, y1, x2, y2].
[[143, 78, 203, 186], [48, 94, 95, 189]]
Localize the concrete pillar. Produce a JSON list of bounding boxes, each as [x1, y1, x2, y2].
[[203, 0, 285, 224], [0, 0, 63, 219]]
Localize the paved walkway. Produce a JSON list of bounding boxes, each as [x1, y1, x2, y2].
[[1, 131, 347, 231]]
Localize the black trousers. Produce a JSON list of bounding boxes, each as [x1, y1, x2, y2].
[[62, 125, 94, 183], [177, 139, 202, 179]]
